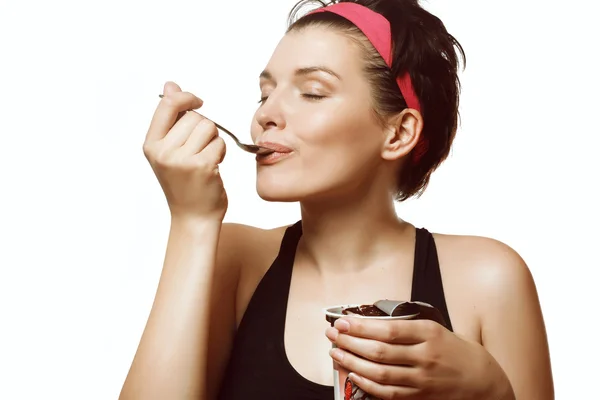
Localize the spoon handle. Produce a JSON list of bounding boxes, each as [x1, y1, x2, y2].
[[158, 94, 239, 143]]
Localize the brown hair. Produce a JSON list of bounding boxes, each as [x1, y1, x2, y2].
[[287, 0, 466, 201]]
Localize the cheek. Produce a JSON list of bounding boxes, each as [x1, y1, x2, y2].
[[299, 111, 381, 165], [291, 125, 381, 196]]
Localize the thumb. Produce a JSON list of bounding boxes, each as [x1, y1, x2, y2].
[[163, 81, 182, 96]]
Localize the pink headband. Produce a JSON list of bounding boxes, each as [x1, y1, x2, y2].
[[307, 2, 428, 163]]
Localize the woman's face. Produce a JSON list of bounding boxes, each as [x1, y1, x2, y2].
[[251, 26, 391, 202]]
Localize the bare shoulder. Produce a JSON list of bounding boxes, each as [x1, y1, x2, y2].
[[220, 222, 290, 259], [424, 231, 540, 341], [432, 232, 535, 303], [220, 222, 294, 324], [213, 222, 291, 300]]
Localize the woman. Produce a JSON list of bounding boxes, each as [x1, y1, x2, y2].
[[119, 0, 553, 399]]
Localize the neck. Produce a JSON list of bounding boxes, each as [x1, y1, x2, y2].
[[297, 189, 412, 274]]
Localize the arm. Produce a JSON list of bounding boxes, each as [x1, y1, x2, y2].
[[120, 81, 237, 399], [119, 219, 240, 400], [476, 239, 554, 400]]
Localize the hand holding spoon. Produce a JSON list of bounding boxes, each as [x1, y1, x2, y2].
[[158, 94, 273, 155]]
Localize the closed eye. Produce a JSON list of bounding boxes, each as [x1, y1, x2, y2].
[[302, 94, 325, 101], [258, 94, 325, 105]]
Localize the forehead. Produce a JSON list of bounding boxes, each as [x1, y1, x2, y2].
[[265, 26, 364, 79]]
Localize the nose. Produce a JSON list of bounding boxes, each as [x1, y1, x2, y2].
[[255, 94, 286, 132]]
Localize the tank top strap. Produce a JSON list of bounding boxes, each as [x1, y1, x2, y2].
[[410, 227, 454, 331]]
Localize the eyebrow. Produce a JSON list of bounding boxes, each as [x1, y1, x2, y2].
[[259, 66, 342, 81]]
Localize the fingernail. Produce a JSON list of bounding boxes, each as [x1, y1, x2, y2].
[[348, 372, 361, 383], [329, 348, 343, 362], [325, 327, 338, 341], [335, 319, 350, 332]]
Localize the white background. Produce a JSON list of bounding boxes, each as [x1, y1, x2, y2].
[[1, 0, 598, 399]]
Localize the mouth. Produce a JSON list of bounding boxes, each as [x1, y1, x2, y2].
[[255, 150, 294, 165], [256, 142, 293, 165], [255, 141, 294, 165], [257, 141, 293, 153]]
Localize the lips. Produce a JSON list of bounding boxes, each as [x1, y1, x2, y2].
[[257, 141, 293, 153], [255, 141, 294, 165]]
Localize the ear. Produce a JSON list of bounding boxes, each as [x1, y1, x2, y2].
[[381, 109, 424, 161]]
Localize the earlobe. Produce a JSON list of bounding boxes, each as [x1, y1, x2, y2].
[[381, 109, 423, 161]]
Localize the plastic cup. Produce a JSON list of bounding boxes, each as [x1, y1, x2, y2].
[[324, 300, 446, 400]]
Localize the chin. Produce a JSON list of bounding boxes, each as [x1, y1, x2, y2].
[[255, 169, 303, 202], [256, 180, 347, 203], [256, 171, 353, 203], [256, 184, 302, 203]]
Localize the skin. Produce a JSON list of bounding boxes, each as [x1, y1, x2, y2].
[[121, 25, 553, 400]]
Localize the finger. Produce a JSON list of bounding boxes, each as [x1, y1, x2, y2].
[[160, 82, 191, 126], [163, 81, 182, 96], [328, 328, 419, 365], [181, 118, 218, 155], [161, 82, 186, 125], [198, 135, 226, 165], [347, 372, 421, 400], [145, 91, 204, 143], [161, 81, 184, 127], [161, 81, 185, 125], [336, 317, 437, 344], [161, 111, 206, 149], [330, 348, 420, 387]]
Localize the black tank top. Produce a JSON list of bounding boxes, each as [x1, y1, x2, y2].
[[217, 221, 453, 399]]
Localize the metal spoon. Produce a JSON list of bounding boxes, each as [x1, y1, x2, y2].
[[158, 94, 273, 155]]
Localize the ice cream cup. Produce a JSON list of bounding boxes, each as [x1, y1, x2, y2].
[[323, 301, 422, 400]]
